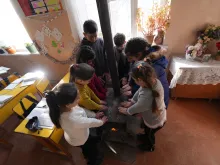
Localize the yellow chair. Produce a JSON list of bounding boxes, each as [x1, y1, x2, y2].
[[0, 72, 20, 90], [13, 93, 39, 119]]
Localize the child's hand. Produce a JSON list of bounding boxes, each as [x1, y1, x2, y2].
[[122, 85, 131, 92], [96, 112, 104, 119], [120, 101, 133, 108], [121, 77, 128, 86], [100, 105, 108, 111], [118, 107, 128, 115], [100, 100, 107, 105], [101, 116, 108, 124], [122, 90, 132, 96]]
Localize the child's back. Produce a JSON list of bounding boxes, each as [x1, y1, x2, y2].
[[151, 56, 169, 108], [81, 38, 107, 76], [127, 79, 166, 128], [60, 105, 102, 146]]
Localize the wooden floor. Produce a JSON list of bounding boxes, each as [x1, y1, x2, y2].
[[0, 99, 220, 165]]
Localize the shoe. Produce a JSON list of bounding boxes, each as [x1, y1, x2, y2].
[[138, 144, 155, 152]]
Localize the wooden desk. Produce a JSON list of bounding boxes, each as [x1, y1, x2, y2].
[[0, 77, 48, 125], [14, 119, 71, 158], [14, 73, 71, 158]]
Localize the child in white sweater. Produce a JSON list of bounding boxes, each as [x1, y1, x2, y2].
[[119, 61, 166, 152], [45, 83, 107, 165]]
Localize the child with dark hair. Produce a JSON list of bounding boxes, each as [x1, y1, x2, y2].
[[77, 45, 107, 100], [81, 20, 109, 78], [123, 37, 169, 109], [45, 83, 108, 165], [69, 63, 108, 111], [119, 62, 166, 152], [113, 33, 130, 85]]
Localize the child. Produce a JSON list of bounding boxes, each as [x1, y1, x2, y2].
[[121, 37, 151, 96], [77, 45, 107, 100], [45, 83, 108, 165], [123, 37, 169, 109], [81, 20, 109, 78], [69, 63, 108, 111], [119, 62, 166, 152], [113, 33, 130, 84], [147, 45, 169, 108]]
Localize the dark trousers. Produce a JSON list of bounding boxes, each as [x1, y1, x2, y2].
[[140, 122, 165, 147], [80, 135, 103, 165]]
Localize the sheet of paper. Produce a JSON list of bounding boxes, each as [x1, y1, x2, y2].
[[21, 80, 36, 87], [26, 108, 43, 119], [36, 98, 48, 108], [5, 83, 18, 90], [0, 70, 7, 75], [0, 95, 13, 103], [11, 78, 23, 84], [0, 66, 10, 71], [23, 73, 38, 82], [38, 113, 54, 129]]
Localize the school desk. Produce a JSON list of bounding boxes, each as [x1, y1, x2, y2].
[[14, 121, 71, 158], [14, 73, 71, 158], [0, 76, 49, 125]]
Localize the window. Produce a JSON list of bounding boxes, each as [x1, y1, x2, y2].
[[0, 0, 32, 52], [64, 0, 133, 40]]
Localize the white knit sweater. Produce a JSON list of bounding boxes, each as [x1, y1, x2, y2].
[[60, 106, 103, 146]]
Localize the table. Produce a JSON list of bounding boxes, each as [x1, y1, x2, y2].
[[14, 72, 71, 158], [15, 119, 70, 158], [169, 57, 220, 99], [0, 76, 48, 125]]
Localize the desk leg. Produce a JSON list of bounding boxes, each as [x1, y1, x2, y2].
[[34, 136, 72, 159]]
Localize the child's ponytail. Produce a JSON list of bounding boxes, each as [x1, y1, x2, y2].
[[131, 62, 160, 114], [45, 83, 78, 128], [45, 91, 61, 128]]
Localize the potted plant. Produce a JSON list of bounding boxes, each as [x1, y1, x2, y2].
[[137, 1, 171, 45], [25, 43, 38, 53]]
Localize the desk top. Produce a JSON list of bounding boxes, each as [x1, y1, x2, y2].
[[0, 75, 46, 124], [169, 57, 220, 76], [15, 73, 69, 139], [14, 119, 54, 138], [169, 57, 220, 88]]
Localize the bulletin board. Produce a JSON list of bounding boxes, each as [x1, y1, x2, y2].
[[18, 0, 62, 17], [22, 11, 79, 64]]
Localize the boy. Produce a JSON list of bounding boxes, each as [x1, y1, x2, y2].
[[113, 33, 130, 85], [81, 20, 108, 78]]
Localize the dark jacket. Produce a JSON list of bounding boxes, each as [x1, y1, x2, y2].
[[151, 56, 169, 109], [81, 38, 108, 76], [114, 47, 130, 80]]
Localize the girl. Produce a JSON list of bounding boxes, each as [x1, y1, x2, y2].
[[69, 63, 108, 111], [77, 45, 107, 100], [123, 37, 169, 109], [119, 62, 166, 152], [45, 83, 108, 165]]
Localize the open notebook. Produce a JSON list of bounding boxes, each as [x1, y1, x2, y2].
[[27, 107, 54, 129]]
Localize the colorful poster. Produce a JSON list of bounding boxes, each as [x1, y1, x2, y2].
[[17, 0, 62, 17]]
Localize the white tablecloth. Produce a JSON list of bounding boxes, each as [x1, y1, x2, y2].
[[169, 57, 220, 88]]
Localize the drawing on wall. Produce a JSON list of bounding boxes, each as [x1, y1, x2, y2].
[[51, 28, 62, 41], [17, 0, 62, 17]]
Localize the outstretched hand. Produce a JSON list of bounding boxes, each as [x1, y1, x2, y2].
[[120, 101, 133, 108], [118, 107, 128, 115], [96, 112, 104, 119]]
